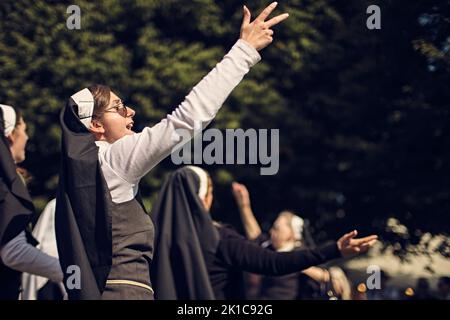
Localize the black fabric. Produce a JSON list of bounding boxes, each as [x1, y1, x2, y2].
[[151, 167, 220, 300], [0, 107, 35, 300], [55, 100, 112, 300], [254, 226, 320, 300], [209, 224, 341, 300], [253, 234, 300, 299], [259, 272, 300, 300], [37, 282, 65, 300]]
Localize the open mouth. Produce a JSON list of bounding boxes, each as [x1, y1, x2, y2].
[[126, 122, 134, 130]]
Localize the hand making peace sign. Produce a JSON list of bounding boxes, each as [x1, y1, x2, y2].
[[240, 2, 290, 51]]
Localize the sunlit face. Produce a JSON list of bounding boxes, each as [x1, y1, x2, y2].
[[90, 91, 136, 143], [269, 215, 294, 249], [8, 117, 28, 164]]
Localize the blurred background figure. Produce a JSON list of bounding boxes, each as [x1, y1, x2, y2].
[[232, 182, 355, 300], [406, 278, 435, 300], [437, 277, 450, 300]]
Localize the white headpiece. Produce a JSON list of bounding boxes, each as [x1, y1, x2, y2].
[[0, 104, 16, 137], [186, 166, 209, 200], [71, 88, 95, 128], [290, 215, 304, 242]]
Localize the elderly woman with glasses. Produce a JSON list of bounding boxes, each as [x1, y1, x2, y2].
[[55, 3, 289, 300]]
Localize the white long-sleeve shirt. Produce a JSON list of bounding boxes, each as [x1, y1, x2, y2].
[[96, 39, 261, 203], [0, 40, 260, 282]]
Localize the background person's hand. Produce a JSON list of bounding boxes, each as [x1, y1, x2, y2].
[[337, 230, 378, 257], [232, 182, 251, 208], [240, 2, 289, 51]]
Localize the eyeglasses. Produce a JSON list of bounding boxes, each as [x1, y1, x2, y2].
[[95, 101, 129, 118]]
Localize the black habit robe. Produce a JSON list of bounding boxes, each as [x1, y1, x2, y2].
[[55, 98, 112, 300], [0, 108, 35, 299]]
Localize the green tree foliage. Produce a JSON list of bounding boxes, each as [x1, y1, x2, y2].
[[0, 1, 448, 257]]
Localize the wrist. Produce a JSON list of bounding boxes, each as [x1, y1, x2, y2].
[[239, 203, 252, 212], [239, 38, 255, 49]]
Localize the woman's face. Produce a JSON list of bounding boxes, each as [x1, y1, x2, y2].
[[8, 117, 28, 163], [91, 91, 136, 143], [269, 215, 294, 249]]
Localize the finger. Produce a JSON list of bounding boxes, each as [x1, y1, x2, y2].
[[265, 13, 289, 28], [361, 239, 378, 247], [256, 1, 278, 22], [266, 29, 274, 36], [359, 240, 377, 252], [242, 5, 251, 27], [343, 230, 358, 241], [351, 239, 373, 247], [352, 235, 378, 246]]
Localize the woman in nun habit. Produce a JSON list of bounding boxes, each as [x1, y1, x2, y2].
[[55, 3, 289, 300], [0, 105, 63, 300], [151, 166, 378, 300], [232, 182, 352, 300]]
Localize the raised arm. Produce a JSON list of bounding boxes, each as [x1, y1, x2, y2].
[[232, 182, 262, 240], [100, 3, 289, 185]]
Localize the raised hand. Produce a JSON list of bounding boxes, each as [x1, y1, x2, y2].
[[337, 230, 378, 257], [240, 2, 289, 51], [232, 182, 251, 208]]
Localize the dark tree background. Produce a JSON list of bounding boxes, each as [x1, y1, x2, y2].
[[0, 0, 449, 258]]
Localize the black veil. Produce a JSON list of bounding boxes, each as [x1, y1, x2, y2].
[[55, 96, 112, 300], [151, 167, 219, 300]]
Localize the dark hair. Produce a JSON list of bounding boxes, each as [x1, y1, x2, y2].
[[10, 108, 31, 183], [14, 109, 22, 127], [88, 84, 111, 118]]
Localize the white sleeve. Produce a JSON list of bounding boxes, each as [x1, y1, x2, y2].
[[100, 39, 261, 185], [0, 231, 63, 283]]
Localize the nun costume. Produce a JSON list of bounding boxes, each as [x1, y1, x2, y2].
[[55, 39, 261, 300], [0, 105, 63, 300]]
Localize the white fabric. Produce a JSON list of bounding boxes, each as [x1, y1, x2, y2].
[[186, 166, 208, 199], [290, 215, 304, 242], [95, 39, 261, 203], [0, 104, 16, 136], [21, 199, 66, 300], [71, 88, 94, 128]]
